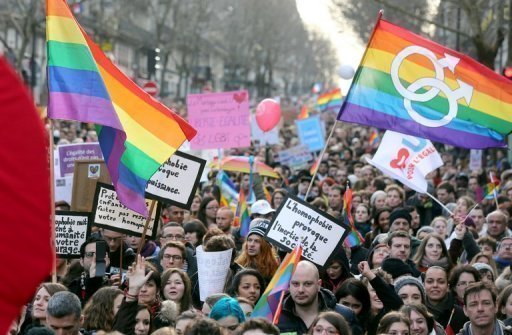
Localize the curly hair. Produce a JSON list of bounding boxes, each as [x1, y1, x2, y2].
[[235, 235, 278, 279], [83, 286, 123, 331]]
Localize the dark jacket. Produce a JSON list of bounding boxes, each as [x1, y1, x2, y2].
[[366, 275, 403, 335], [67, 273, 107, 307], [426, 293, 468, 334], [449, 231, 480, 264], [112, 298, 138, 335], [276, 287, 362, 335]]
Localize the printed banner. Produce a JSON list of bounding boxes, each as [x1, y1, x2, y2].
[[265, 195, 348, 266], [295, 116, 325, 152], [55, 211, 91, 258], [277, 145, 313, 170], [187, 90, 250, 149], [367, 130, 443, 193], [58, 143, 103, 176], [91, 183, 161, 239], [146, 151, 206, 209]]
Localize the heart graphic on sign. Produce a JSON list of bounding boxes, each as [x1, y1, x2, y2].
[[390, 148, 410, 170], [89, 165, 99, 174], [233, 92, 247, 104]]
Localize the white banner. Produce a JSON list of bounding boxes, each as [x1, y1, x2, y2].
[[196, 246, 232, 301], [367, 131, 443, 193]]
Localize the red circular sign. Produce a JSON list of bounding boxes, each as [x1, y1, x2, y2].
[[142, 81, 158, 97]]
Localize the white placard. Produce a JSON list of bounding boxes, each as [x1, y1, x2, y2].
[[55, 211, 90, 258], [54, 175, 73, 204], [265, 195, 347, 266], [196, 245, 233, 301], [469, 149, 483, 171]]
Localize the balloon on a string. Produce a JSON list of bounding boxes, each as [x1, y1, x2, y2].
[[255, 98, 281, 132], [338, 64, 355, 80]]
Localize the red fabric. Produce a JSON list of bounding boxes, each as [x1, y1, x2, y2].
[[0, 57, 52, 334], [444, 325, 455, 335]]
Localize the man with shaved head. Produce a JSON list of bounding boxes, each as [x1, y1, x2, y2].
[[276, 260, 362, 335]]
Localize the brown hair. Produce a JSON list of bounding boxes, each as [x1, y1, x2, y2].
[[160, 268, 192, 313], [308, 311, 351, 335], [377, 311, 410, 334], [413, 233, 453, 271], [83, 286, 123, 331]]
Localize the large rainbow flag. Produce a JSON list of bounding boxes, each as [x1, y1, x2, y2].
[[252, 245, 302, 324], [343, 186, 365, 247], [317, 88, 343, 112], [46, 0, 196, 215], [338, 14, 512, 149]]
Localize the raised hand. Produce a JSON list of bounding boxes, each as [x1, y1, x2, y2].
[[358, 261, 376, 280], [126, 254, 153, 300]]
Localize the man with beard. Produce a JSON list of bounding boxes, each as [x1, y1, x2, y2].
[[276, 260, 362, 335]]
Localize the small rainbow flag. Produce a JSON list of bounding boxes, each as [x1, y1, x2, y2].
[[236, 188, 251, 237], [46, 0, 196, 215], [252, 244, 302, 324], [317, 88, 343, 112], [343, 186, 365, 247], [483, 178, 500, 200], [368, 129, 380, 147], [217, 171, 238, 208], [297, 105, 310, 120], [338, 14, 512, 149], [310, 157, 320, 176]]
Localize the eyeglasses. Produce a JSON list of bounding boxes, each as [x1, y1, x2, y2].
[[163, 254, 183, 261], [104, 236, 122, 242], [313, 326, 339, 335], [164, 234, 184, 240], [84, 251, 95, 258]]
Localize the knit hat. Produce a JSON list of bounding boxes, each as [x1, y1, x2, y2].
[[248, 218, 270, 237], [381, 258, 413, 279], [389, 208, 412, 225], [394, 275, 426, 303], [370, 190, 386, 206]]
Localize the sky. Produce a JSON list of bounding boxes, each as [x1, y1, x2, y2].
[[296, 0, 365, 93]]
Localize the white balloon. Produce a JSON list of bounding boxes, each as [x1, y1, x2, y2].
[[338, 64, 355, 80]]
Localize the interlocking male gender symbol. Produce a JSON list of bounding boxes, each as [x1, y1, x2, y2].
[[390, 45, 474, 127]]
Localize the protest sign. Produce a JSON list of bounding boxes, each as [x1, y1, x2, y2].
[[196, 245, 233, 301], [265, 195, 348, 266], [71, 160, 111, 212], [187, 90, 251, 149], [277, 145, 313, 170], [146, 151, 206, 209], [58, 143, 103, 177], [55, 176, 73, 204], [55, 211, 91, 258], [295, 116, 325, 152], [91, 183, 161, 239], [469, 149, 483, 172]]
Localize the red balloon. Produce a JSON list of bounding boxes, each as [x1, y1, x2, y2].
[[255, 99, 281, 132]]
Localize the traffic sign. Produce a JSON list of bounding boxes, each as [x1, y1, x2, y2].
[[142, 81, 158, 97]]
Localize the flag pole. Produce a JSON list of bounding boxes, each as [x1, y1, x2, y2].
[[305, 120, 338, 198], [490, 171, 499, 209], [48, 119, 57, 283], [137, 199, 157, 256], [272, 290, 285, 324], [425, 191, 453, 215]]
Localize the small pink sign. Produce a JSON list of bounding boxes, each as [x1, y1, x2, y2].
[[187, 90, 250, 149]]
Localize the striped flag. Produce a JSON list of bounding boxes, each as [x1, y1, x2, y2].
[[317, 88, 343, 112], [298, 105, 310, 120], [342, 186, 365, 247], [235, 188, 251, 237], [217, 171, 239, 208]]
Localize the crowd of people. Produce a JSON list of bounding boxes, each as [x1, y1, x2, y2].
[[21, 111, 512, 335]]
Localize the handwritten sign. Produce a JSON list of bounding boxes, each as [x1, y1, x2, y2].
[[146, 151, 205, 209], [265, 195, 348, 266], [295, 116, 325, 152], [55, 211, 91, 258], [277, 145, 313, 171], [58, 143, 103, 176], [91, 183, 161, 239], [196, 246, 233, 301], [187, 90, 251, 149]]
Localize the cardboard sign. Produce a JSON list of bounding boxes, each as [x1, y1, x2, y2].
[[265, 195, 348, 266], [146, 151, 206, 209], [55, 175, 73, 204], [58, 143, 103, 176], [71, 160, 111, 212], [295, 116, 325, 152], [91, 183, 161, 239], [55, 211, 91, 258], [187, 90, 251, 149], [469, 149, 483, 172], [277, 145, 313, 170], [196, 246, 233, 301]]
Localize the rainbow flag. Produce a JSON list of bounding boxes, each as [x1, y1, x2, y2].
[[298, 105, 310, 120], [217, 171, 238, 208], [252, 245, 302, 324], [310, 157, 320, 176], [368, 129, 380, 147], [317, 88, 343, 112], [236, 188, 251, 237], [482, 179, 500, 200], [338, 14, 512, 149], [342, 186, 364, 247], [46, 0, 196, 215]]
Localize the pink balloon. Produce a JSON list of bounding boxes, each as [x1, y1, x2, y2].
[[255, 99, 281, 132]]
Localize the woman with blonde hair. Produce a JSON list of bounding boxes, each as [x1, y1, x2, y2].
[[413, 233, 453, 273]]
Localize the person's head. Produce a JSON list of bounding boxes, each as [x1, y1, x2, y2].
[[335, 278, 370, 316], [229, 269, 265, 305], [463, 282, 498, 328], [159, 241, 186, 271], [370, 190, 387, 210], [198, 196, 219, 225], [455, 196, 475, 217], [472, 261, 497, 284], [135, 304, 152, 335], [235, 317, 280, 335], [175, 310, 201, 335], [209, 297, 246, 335], [448, 265, 480, 302], [470, 207, 486, 232], [183, 220, 207, 246], [245, 219, 271, 257], [46, 291, 83, 335], [416, 226, 434, 241], [160, 223, 186, 246], [373, 207, 391, 233], [32, 283, 68, 323], [185, 318, 223, 335], [477, 236, 497, 256], [167, 205, 186, 225], [368, 243, 389, 269], [376, 311, 410, 335], [413, 233, 450, 264], [138, 265, 161, 305], [250, 200, 275, 221], [385, 184, 405, 209], [236, 297, 254, 318], [102, 229, 125, 253], [387, 230, 412, 261], [79, 236, 110, 273], [202, 293, 230, 316], [486, 210, 508, 239], [497, 284, 512, 320], [424, 266, 449, 303], [161, 268, 192, 313], [388, 208, 412, 233], [309, 311, 351, 335], [191, 195, 202, 213], [271, 189, 288, 209], [498, 237, 512, 261], [361, 268, 393, 312], [399, 304, 435, 335], [327, 185, 344, 211], [436, 182, 455, 204], [82, 286, 123, 332], [355, 203, 370, 223], [216, 207, 235, 233], [290, 261, 321, 307], [430, 216, 448, 239], [394, 276, 426, 305]]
